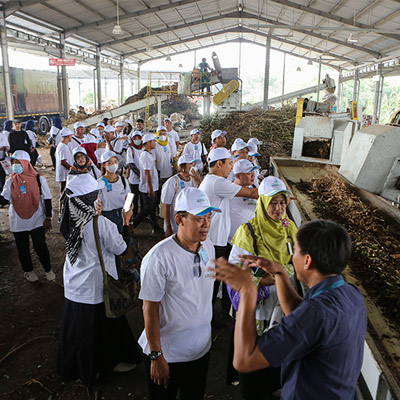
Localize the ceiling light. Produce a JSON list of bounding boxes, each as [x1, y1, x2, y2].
[[112, 25, 124, 35], [178, 63, 183, 68], [347, 33, 358, 43], [166, 54, 171, 61], [112, 0, 124, 35], [296, 66, 301, 72], [307, 59, 313, 65]]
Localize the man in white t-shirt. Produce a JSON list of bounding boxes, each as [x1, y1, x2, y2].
[[139, 187, 220, 400], [229, 159, 259, 243], [55, 128, 74, 193], [209, 129, 227, 151], [126, 132, 143, 216], [231, 138, 249, 160], [69, 121, 85, 151], [199, 147, 259, 321], [133, 133, 162, 233], [182, 128, 208, 173], [164, 117, 180, 157], [161, 154, 198, 236]]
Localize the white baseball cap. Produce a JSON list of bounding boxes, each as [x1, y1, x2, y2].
[[90, 128, 100, 136], [178, 154, 199, 166], [247, 142, 260, 157], [233, 159, 260, 174], [156, 125, 167, 133], [7, 150, 31, 162], [61, 127, 74, 137], [164, 117, 172, 123], [104, 125, 115, 132], [100, 150, 119, 164], [74, 121, 85, 129], [207, 147, 236, 164], [211, 129, 226, 141], [175, 187, 221, 216], [96, 122, 105, 128], [72, 146, 87, 157], [231, 138, 249, 152], [131, 130, 143, 137], [124, 119, 133, 125], [190, 128, 201, 135], [248, 138, 263, 146], [115, 121, 125, 127], [259, 176, 293, 197], [142, 133, 157, 143], [66, 174, 103, 198]]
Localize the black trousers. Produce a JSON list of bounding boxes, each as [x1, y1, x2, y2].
[[50, 146, 56, 168], [213, 244, 232, 318], [238, 366, 281, 400], [144, 351, 210, 400], [30, 149, 38, 167], [133, 191, 160, 230], [0, 162, 5, 193], [13, 226, 51, 272], [129, 183, 143, 216]]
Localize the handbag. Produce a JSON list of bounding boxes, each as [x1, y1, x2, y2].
[[93, 215, 138, 318]]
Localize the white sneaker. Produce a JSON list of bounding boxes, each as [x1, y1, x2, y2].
[[45, 270, 56, 281], [113, 362, 136, 372], [24, 271, 39, 282]]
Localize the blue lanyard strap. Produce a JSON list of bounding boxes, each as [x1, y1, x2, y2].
[[311, 278, 345, 298]]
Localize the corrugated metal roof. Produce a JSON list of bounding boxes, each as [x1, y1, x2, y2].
[[1, 0, 400, 70]]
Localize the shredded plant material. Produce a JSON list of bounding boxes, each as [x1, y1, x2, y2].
[[296, 176, 400, 327]]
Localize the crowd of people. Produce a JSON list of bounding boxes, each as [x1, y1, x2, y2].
[[0, 115, 367, 400]]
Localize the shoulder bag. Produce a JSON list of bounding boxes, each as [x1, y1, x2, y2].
[[93, 215, 138, 318]]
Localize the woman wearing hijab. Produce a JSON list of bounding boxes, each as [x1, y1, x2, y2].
[[69, 147, 101, 181], [0, 120, 11, 192], [48, 117, 63, 170], [58, 173, 142, 387], [25, 120, 39, 167], [126, 132, 143, 216], [227, 176, 298, 399], [98, 151, 130, 232], [0, 150, 54, 282]]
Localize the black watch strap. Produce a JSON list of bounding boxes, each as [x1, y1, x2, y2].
[[149, 350, 163, 361]]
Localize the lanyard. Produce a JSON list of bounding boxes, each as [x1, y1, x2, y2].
[[311, 278, 345, 298]]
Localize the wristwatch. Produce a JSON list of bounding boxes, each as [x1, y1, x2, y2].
[[149, 350, 163, 361]]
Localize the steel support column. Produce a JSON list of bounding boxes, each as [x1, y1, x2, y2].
[[352, 67, 359, 102], [137, 62, 141, 91], [93, 69, 97, 109], [59, 33, 69, 119], [0, 11, 13, 120], [337, 69, 342, 112], [119, 56, 124, 105], [316, 59, 322, 102], [263, 34, 271, 109], [373, 63, 383, 124], [96, 46, 102, 111], [157, 96, 162, 127], [281, 53, 286, 107]]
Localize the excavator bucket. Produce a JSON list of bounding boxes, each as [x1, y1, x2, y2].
[[213, 80, 239, 106]]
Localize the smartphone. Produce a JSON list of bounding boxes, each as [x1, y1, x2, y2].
[[251, 266, 265, 278], [123, 193, 135, 212]]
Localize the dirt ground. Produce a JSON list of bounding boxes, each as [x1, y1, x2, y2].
[[0, 148, 243, 400]]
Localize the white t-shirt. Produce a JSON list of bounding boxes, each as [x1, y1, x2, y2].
[[138, 235, 215, 363], [167, 129, 180, 157], [95, 147, 107, 163], [55, 142, 73, 182], [63, 216, 127, 305], [160, 174, 197, 233], [126, 147, 142, 185], [199, 174, 241, 246], [182, 141, 208, 172], [154, 142, 173, 179], [26, 130, 37, 148], [1, 175, 52, 232], [98, 176, 130, 211], [229, 193, 257, 242], [139, 150, 159, 193], [69, 135, 84, 151], [0, 130, 10, 159]]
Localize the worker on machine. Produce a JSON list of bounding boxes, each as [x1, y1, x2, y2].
[[199, 57, 212, 92]]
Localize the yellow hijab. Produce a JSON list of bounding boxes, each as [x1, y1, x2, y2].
[[232, 193, 297, 274], [156, 132, 169, 147]]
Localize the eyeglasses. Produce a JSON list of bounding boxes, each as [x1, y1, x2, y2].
[[193, 253, 202, 278]]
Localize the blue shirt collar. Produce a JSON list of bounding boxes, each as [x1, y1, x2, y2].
[[305, 275, 344, 300]]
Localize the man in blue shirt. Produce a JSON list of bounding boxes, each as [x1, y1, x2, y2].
[[212, 219, 367, 400]]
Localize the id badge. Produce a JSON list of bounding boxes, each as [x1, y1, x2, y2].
[[199, 248, 209, 265], [180, 181, 185, 189], [20, 185, 26, 194], [106, 183, 112, 192], [194, 145, 198, 150], [287, 241, 293, 255], [163, 146, 167, 152]]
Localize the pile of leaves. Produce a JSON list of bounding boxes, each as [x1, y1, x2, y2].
[[297, 176, 400, 326], [199, 106, 296, 166]]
